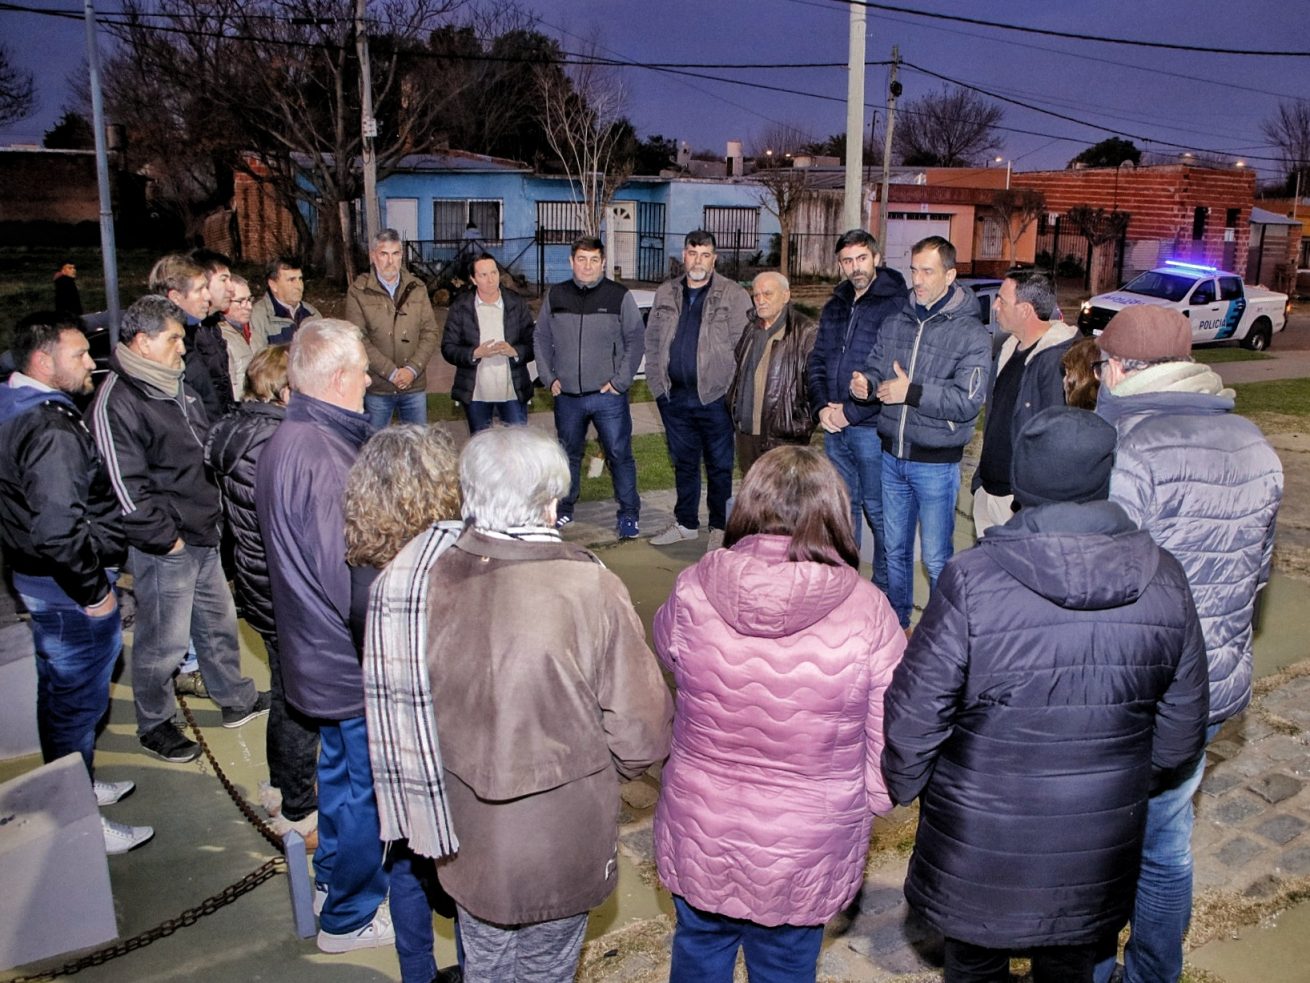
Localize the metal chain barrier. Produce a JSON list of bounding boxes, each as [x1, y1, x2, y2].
[[6, 696, 288, 981]]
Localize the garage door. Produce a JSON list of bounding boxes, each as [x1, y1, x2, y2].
[[884, 213, 952, 278]]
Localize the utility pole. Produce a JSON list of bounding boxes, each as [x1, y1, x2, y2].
[[878, 47, 901, 252], [83, 0, 120, 342], [842, 0, 866, 230], [356, 0, 380, 244]]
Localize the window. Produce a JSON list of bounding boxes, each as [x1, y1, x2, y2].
[[702, 206, 759, 253], [979, 217, 1004, 259], [1191, 206, 1208, 241], [432, 199, 502, 244], [535, 200, 588, 244], [1190, 279, 1216, 305], [1219, 276, 1243, 300], [1225, 208, 1241, 228]]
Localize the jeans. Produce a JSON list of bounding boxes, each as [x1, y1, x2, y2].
[[315, 715, 389, 934], [824, 424, 888, 592], [657, 388, 735, 531], [464, 398, 528, 434], [881, 453, 961, 628], [365, 389, 428, 429], [670, 895, 823, 983], [945, 936, 1104, 983], [259, 632, 319, 823], [20, 589, 121, 777], [552, 391, 640, 523], [388, 840, 460, 982], [128, 544, 256, 734], [1095, 723, 1219, 983]]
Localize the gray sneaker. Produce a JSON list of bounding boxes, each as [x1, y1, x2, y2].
[[222, 690, 271, 729], [650, 522, 698, 546], [139, 720, 200, 763]]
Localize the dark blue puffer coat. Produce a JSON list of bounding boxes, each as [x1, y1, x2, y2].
[[882, 501, 1209, 948]]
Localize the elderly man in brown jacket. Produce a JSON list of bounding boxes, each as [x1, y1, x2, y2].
[[344, 229, 440, 429], [368, 425, 672, 981]]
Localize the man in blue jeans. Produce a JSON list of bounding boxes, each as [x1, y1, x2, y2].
[[345, 229, 440, 429], [850, 236, 989, 629], [0, 311, 154, 855], [534, 236, 645, 540], [644, 230, 752, 551], [807, 229, 907, 591], [91, 296, 267, 763], [1093, 305, 1283, 982]]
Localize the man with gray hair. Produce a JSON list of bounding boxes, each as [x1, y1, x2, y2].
[[91, 295, 265, 764], [971, 269, 1077, 537], [345, 229, 440, 429], [1092, 306, 1282, 983], [727, 271, 819, 476], [372, 424, 671, 979], [256, 318, 392, 954]]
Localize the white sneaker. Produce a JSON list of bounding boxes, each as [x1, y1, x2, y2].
[[93, 779, 135, 806], [650, 522, 698, 546], [101, 815, 154, 854], [317, 904, 394, 953], [706, 529, 725, 551], [313, 883, 329, 917]]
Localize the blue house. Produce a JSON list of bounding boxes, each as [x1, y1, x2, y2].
[[374, 151, 782, 287]]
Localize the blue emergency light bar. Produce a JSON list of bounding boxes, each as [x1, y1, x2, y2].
[[1163, 260, 1219, 273]]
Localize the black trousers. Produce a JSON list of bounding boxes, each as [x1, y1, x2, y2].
[[943, 937, 1102, 983]]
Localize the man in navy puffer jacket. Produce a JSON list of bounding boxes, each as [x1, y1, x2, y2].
[[883, 407, 1209, 983]]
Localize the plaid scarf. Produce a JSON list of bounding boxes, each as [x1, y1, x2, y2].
[[363, 520, 463, 859]]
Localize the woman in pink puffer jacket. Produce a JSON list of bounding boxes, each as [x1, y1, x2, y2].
[[653, 445, 906, 980]]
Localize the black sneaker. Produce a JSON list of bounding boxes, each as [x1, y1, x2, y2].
[[222, 690, 271, 729], [140, 720, 200, 763]]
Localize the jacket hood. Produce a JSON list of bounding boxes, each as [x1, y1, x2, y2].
[[285, 391, 373, 448], [0, 381, 72, 425], [981, 501, 1161, 610], [697, 534, 859, 637], [1096, 381, 1235, 429]]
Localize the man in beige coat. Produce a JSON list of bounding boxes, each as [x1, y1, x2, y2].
[[344, 229, 439, 429]]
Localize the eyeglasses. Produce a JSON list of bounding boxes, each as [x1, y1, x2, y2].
[[1093, 357, 1111, 379], [230, 296, 253, 305]]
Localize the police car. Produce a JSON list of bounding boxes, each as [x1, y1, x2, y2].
[[1077, 260, 1289, 351]]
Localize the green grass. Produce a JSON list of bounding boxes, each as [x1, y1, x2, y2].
[[577, 432, 674, 500], [1233, 378, 1310, 433], [1193, 347, 1272, 364]]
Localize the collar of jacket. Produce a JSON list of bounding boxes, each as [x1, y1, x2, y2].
[[997, 319, 1078, 370], [454, 527, 601, 565], [285, 391, 373, 448], [356, 268, 418, 296]]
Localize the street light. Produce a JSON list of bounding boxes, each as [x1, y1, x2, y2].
[[993, 156, 1011, 190]]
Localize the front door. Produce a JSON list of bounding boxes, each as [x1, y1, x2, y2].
[[607, 202, 637, 280], [385, 198, 420, 244]]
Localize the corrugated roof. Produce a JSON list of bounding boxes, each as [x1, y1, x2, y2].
[[1250, 206, 1302, 226]]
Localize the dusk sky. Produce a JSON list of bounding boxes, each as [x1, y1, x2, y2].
[[2, 0, 1307, 182]]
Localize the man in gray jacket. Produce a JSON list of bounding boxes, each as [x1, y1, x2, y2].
[[1093, 305, 1282, 983], [644, 230, 752, 549], [534, 236, 645, 540], [850, 236, 990, 629]]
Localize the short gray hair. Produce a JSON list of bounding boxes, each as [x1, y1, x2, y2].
[[374, 228, 402, 247], [120, 294, 186, 344], [288, 318, 366, 396], [752, 270, 790, 292], [460, 427, 569, 531]]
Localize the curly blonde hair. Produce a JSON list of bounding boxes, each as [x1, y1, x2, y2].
[[344, 425, 461, 567]]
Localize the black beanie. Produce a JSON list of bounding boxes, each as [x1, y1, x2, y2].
[[1011, 406, 1117, 508]]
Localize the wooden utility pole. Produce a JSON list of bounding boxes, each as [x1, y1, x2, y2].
[[843, 0, 866, 230], [878, 47, 901, 252], [356, 0, 380, 244]]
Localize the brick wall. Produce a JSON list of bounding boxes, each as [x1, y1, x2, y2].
[[1014, 164, 1255, 269], [232, 157, 300, 263]]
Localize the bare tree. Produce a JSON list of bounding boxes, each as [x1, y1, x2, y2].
[[1067, 205, 1131, 293], [892, 86, 1003, 167], [1261, 98, 1310, 193], [989, 188, 1046, 263], [0, 42, 36, 128], [750, 125, 814, 277], [108, 0, 463, 280]]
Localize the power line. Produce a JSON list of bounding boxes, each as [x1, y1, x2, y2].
[[813, 0, 1310, 57]]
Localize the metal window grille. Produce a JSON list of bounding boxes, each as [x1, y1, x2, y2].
[[433, 199, 503, 244], [702, 206, 759, 254], [536, 200, 588, 244]]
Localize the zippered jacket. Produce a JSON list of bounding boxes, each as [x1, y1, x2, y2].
[[859, 283, 991, 462], [345, 270, 440, 395], [534, 278, 644, 395], [645, 274, 752, 403], [90, 352, 222, 553]]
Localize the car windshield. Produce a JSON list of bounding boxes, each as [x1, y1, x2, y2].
[[1119, 271, 1196, 302]]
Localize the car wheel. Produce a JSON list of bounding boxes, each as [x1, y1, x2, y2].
[[1241, 318, 1272, 351]]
